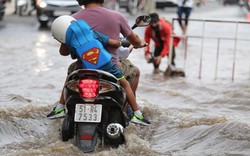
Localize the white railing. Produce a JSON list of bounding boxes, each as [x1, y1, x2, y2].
[[168, 18, 250, 81]]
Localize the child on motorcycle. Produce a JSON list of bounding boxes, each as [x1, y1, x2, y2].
[[50, 15, 150, 126]]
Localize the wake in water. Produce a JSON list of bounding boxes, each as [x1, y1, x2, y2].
[[2, 92, 250, 156], [0, 101, 161, 156], [1, 3, 250, 155]]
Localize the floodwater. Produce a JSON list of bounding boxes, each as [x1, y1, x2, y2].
[[1, 2, 250, 156]]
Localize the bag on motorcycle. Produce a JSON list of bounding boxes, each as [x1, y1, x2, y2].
[[65, 20, 112, 69]]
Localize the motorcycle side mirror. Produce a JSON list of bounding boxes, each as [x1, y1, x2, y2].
[[132, 15, 151, 29]]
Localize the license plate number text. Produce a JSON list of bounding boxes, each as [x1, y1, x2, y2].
[[74, 104, 102, 122]]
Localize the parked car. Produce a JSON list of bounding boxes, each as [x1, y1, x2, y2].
[[36, 0, 82, 27], [156, 0, 178, 9], [0, 0, 6, 20]]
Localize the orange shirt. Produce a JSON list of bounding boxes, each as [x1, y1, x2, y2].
[[144, 18, 172, 57]]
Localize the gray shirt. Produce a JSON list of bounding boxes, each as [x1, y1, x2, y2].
[[72, 7, 132, 64]]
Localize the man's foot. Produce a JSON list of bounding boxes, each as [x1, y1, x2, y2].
[[46, 107, 65, 119], [153, 68, 160, 74], [131, 113, 151, 126]]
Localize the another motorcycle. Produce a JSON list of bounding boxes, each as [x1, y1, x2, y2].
[[60, 15, 151, 153]]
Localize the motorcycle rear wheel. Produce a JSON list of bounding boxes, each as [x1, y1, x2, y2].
[[39, 20, 48, 27], [61, 115, 74, 141]]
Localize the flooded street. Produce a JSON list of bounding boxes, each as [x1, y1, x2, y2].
[[1, 1, 250, 156]]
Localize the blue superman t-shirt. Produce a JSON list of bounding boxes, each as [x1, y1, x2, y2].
[[65, 20, 112, 69]]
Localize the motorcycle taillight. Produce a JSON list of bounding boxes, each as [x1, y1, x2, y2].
[[78, 78, 99, 98]]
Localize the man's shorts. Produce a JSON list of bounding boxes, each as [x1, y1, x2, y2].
[[67, 59, 137, 85], [99, 61, 124, 80], [177, 7, 192, 24], [117, 59, 137, 86]]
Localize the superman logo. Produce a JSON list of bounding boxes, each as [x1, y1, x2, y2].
[[82, 47, 100, 65]]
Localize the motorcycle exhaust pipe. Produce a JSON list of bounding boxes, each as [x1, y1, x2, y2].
[[106, 123, 124, 139]]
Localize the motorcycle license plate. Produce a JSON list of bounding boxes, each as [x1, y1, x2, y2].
[[74, 104, 102, 122]]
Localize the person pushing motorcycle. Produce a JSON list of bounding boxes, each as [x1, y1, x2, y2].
[[144, 13, 174, 74]]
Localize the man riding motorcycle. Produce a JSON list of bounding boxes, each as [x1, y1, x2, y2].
[[47, 0, 150, 126]]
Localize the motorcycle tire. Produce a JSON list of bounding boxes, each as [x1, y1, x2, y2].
[[61, 115, 74, 141], [0, 12, 4, 21], [18, 6, 24, 16], [39, 20, 48, 27]]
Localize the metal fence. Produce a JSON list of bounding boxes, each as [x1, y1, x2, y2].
[[169, 18, 250, 81]]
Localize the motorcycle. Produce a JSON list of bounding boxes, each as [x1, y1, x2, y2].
[[60, 15, 151, 153]]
